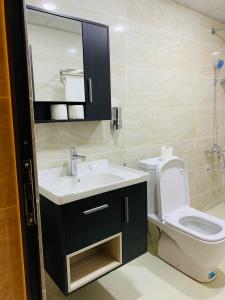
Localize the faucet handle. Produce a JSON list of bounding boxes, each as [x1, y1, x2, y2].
[[71, 146, 77, 155], [81, 155, 87, 161]]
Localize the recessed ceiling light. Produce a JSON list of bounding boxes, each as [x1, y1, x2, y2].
[[114, 25, 124, 32], [68, 48, 77, 54], [42, 3, 56, 11]]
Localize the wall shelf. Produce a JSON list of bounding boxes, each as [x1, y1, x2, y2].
[[67, 233, 122, 292], [33, 101, 86, 123], [35, 119, 86, 124]]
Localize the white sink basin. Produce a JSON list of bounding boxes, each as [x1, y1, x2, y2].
[[38, 160, 148, 205]]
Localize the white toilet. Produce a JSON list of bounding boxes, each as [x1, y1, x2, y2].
[[138, 156, 225, 282]]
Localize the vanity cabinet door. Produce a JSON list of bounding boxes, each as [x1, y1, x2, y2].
[[61, 190, 122, 254], [121, 183, 147, 264], [82, 22, 111, 120]]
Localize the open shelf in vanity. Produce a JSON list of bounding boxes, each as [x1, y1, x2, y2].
[[67, 233, 122, 292]]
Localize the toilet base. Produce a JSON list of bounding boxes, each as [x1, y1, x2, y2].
[[158, 232, 217, 282]]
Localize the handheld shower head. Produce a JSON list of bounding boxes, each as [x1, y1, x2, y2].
[[211, 51, 224, 72], [215, 59, 224, 71]]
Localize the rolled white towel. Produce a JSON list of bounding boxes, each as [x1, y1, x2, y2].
[[50, 104, 68, 120], [68, 105, 84, 119]]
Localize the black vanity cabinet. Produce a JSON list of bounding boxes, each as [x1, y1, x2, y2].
[[82, 22, 111, 121], [61, 189, 122, 254], [40, 182, 147, 295]]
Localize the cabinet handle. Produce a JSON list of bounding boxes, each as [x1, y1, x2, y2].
[[124, 196, 129, 224], [88, 78, 93, 103], [83, 204, 109, 215]]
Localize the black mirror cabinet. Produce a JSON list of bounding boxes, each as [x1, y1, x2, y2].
[[27, 6, 111, 123]]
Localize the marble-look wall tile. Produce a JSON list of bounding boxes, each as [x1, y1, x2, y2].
[[195, 136, 216, 168], [197, 76, 214, 109], [191, 187, 225, 212], [27, 0, 126, 19], [126, 0, 200, 38], [127, 67, 197, 109], [127, 27, 199, 73], [199, 15, 225, 49], [35, 120, 127, 168], [127, 108, 195, 147], [126, 144, 163, 168], [195, 108, 214, 138], [27, 0, 225, 212]]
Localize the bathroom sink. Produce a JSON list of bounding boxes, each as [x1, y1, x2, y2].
[[38, 160, 149, 205], [78, 173, 124, 187]]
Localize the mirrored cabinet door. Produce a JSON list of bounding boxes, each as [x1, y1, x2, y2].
[[27, 8, 85, 103]]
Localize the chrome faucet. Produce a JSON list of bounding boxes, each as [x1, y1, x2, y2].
[[70, 146, 86, 178]]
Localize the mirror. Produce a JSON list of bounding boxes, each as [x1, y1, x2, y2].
[[26, 8, 85, 103]]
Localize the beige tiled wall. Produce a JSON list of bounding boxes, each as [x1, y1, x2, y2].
[[27, 0, 225, 211]]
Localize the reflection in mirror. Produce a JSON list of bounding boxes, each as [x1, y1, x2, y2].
[[27, 8, 85, 103]]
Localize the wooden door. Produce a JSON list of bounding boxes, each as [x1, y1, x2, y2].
[[0, 2, 27, 299], [1, 1, 43, 299]]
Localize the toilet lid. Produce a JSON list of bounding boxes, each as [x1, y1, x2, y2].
[[156, 157, 190, 220]]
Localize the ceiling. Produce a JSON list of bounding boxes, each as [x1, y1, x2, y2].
[[174, 0, 225, 23], [27, 9, 82, 34]]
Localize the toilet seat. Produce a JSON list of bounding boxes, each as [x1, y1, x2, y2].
[[156, 157, 225, 242], [165, 206, 225, 242], [156, 157, 190, 220]]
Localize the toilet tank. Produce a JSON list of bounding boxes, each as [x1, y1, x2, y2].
[[138, 157, 162, 215]]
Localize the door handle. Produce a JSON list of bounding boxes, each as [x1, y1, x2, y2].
[[124, 196, 129, 224], [83, 204, 109, 215], [88, 78, 93, 103], [28, 45, 35, 101], [23, 160, 36, 226]]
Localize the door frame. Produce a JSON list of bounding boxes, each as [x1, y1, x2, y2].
[[4, 0, 43, 299]]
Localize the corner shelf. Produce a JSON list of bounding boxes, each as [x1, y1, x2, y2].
[[66, 233, 122, 292]]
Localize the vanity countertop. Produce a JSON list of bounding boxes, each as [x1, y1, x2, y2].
[[38, 160, 149, 205]]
